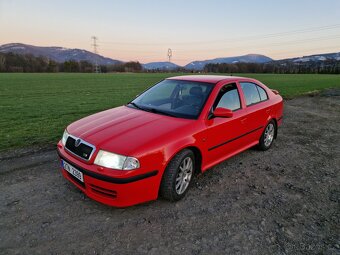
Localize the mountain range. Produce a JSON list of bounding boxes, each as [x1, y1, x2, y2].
[[184, 54, 273, 70], [142, 61, 181, 70], [0, 43, 121, 65], [276, 52, 340, 63], [1, 43, 339, 70]]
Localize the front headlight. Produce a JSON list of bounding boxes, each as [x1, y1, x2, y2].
[[61, 130, 69, 146], [94, 150, 140, 170]]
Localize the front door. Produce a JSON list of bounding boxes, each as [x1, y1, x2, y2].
[[202, 83, 248, 170]]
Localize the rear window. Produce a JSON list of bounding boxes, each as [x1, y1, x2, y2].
[[240, 82, 268, 106], [257, 86, 268, 101], [240, 82, 261, 106]]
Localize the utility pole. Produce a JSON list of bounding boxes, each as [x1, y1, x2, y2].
[[167, 48, 172, 62], [91, 36, 101, 73]]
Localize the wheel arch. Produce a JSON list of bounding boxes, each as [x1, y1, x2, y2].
[[159, 144, 203, 200], [271, 117, 278, 139], [164, 144, 203, 175], [186, 146, 203, 174], [265, 116, 278, 139]]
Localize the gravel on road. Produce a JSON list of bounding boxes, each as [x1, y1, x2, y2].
[[0, 93, 339, 255]]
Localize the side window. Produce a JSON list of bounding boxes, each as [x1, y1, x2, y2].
[[257, 85, 268, 101], [240, 82, 261, 106], [214, 83, 241, 111]]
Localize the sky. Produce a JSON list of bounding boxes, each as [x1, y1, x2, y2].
[[1, 0, 340, 65]]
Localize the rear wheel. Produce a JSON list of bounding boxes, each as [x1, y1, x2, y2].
[[160, 149, 195, 201], [259, 120, 276, 151]]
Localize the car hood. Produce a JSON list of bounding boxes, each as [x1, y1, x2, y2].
[[67, 106, 193, 156]]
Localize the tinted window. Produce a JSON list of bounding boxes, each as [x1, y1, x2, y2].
[[257, 85, 268, 101], [240, 82, 261, 106], [215, 83, 241, 111]]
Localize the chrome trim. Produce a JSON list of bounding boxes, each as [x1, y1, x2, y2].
[[64, 133, 96, 161]]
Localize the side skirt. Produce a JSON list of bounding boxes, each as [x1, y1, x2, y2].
[[201, 140, 259, 172]]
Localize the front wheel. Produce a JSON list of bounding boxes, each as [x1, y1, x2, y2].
[[258, 120, 276, 151], [160, 149, 195, 201]]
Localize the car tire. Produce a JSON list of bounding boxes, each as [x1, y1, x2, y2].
[[160, 149, 195, 201], [258, 120, 276, 151]]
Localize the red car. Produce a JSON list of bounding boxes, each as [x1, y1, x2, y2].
[[57, 75, 283, 207]]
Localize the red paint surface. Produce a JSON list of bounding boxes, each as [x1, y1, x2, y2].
[[57, 75, 283, 207]]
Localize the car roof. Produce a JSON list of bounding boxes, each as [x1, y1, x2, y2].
[[167, 75, 246, 84]]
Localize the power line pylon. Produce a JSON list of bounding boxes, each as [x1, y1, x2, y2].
[[91, 36, 101, 73], [167, 48, 172, 62]]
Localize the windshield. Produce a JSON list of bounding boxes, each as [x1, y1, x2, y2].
[[128, 79, 213, 119]]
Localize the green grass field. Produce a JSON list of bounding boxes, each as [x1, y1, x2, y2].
[[1, 73, 340, 151]]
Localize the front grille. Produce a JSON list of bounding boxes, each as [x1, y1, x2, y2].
[[65, 136, 94, 160], [89, 184, 117, 199]]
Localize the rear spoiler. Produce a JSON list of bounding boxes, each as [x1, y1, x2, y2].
[[271, 89, 280, 95]]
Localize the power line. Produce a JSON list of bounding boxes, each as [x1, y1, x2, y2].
[[172, 35, 340, 53], [99, 34, 340, 56], [99, 24, 340, 46], [90, 24, 340, 65], [230, 24, 340, 42]]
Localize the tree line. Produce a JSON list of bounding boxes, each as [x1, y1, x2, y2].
[[204, 60, 340, 74], [1, 52, 339, 74]]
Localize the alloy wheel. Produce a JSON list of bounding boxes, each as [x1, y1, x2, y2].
[[264, 123, 275, 147], [175, 157, 193, 195]]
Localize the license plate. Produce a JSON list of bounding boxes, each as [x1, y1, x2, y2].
[[62, 160, 84, 182]]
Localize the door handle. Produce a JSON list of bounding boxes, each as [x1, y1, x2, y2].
[[266, 109, 271, 113], [241, 118, 247, 124]]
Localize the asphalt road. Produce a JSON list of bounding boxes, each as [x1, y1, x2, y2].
[[0, 92, 339, 254]]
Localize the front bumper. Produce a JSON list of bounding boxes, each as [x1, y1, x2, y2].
[[57, 143, 161, 207]]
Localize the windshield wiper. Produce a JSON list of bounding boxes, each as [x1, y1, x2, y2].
[[128, 102, 144, 111], [148, 108, 178, 117], [128, 103, 177, 117]]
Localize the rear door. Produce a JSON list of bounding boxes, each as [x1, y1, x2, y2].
[[238, 81, 272, 143]]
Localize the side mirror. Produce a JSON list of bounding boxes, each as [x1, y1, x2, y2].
[[213, 107, 233, 118]]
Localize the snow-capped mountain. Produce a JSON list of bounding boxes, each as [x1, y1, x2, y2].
[[0, 43, 122, 65], [184, 54, 273, 70], [282, 52, 340, 63], [142, 61, 181, 70]]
